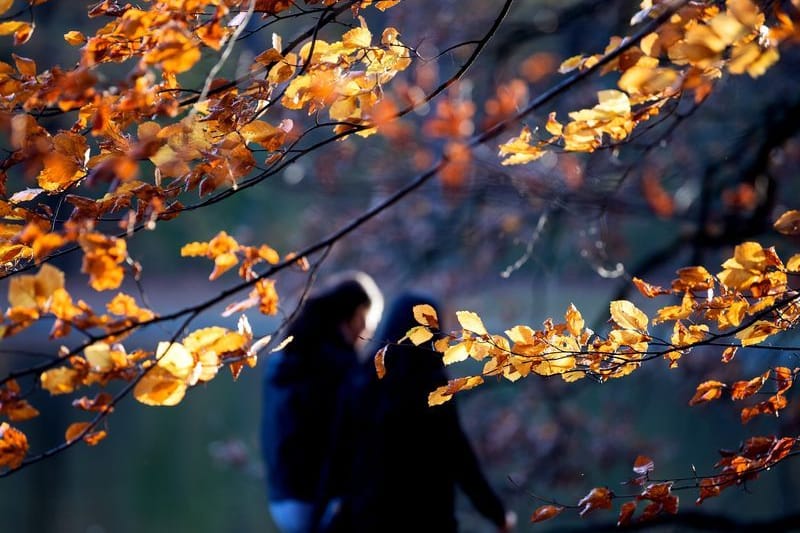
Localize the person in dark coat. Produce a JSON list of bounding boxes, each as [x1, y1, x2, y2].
[[322, 292, 515, 533], [260, 272, 382, 533]]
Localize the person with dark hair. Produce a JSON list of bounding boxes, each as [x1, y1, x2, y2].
[[322, 292, 516, 533], [260, 272, 382, 533]]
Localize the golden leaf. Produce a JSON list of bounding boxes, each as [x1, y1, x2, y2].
[[0, 0, 13, 17], [736, 320, 779, 347], [84, 342, 114, 372], [155, 342, 194, 380], [456, 310, 488, 336], [0, 422, 28, 469], [442, 341, 469, 365], [428, 376, 484, 406], [689, 380, 726, 405], [412, 304, 439, 328], [610, 300, 649, 332], [565, 303, 584, 337], [133, 366, 187, 407], [406, 325, 433, 346], [498, 126, 545, 166], [64, 31, 87, 46], [41, 366, 81, 395]]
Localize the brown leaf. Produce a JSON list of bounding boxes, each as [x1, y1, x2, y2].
[[730, 370, 770, 400], [773, 209, 800, 235]]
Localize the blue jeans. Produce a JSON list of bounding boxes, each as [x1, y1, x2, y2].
[[269, 500, 315, 533]]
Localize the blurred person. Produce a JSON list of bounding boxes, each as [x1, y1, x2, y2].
[[260, 272, 382, 533], [321, 292, 516, 533]]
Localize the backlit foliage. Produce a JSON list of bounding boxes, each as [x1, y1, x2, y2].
[[0, 0, 798, 527], [396, 213, 800, 522]]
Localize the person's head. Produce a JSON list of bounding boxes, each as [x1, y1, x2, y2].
[[287, 271, 383, 352]]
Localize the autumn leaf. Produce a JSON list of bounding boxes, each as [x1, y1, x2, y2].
[[413, 304, 439, 328], [632, 277, 670, 298], [730, 370, 770, 400], [633, 455, 655, 475], [428, 376, 483, 406], [405, 325, 433, 346], [456, 310, 488, 336], [133, 366, 188, 407], [577, 487, 613, 516], [610, 300, 649, 332], [374, 345, 387, 379], [689, 380, 726, 406], [617, 501, 637, 526], [774, 210, 800, 235], [530, 505, 563, 523], [0, 422, 28, 469]]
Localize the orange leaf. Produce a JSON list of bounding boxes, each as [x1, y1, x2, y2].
[[65, 422, 91, 443], [730, 370, 770, 400], [617, 501, 637, 526], [0, 422, 28, 469], [633, 455, 655, 475], [374, 345, 387, 379], [428, 376, 484, 406], [530, 505, 563, 523], [633, 277, 670, 298], [689, 380, 726, 406], [578, 487, 613, 516]]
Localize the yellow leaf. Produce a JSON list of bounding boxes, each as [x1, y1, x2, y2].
[[545, 112, 563, 136], [84, 342, 113, 372], [610, 300, 649, 332], [736, 320, 779, 347], [786, 254, 800, 272], [427, 376, 483, 406], [456, 310, 488, 336], [498, 126, 545, 166], [41, 367, 80, 395], [134, 366, 187, 407], [0, 21, 27, 37], [64, 31, 87, 46], [0, 0, 13, 17], [155, 342, 194, 380], [565, 303, 584, 337], [443, 342, 469, 365], [412, 304, 439, 328], [406, 325, 433, 346]]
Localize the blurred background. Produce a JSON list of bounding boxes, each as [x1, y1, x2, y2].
[[2, 0, 800, 531]]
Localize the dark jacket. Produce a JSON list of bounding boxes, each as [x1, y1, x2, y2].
[[324, 294, 506, 532], [261, 332, 359, 502]]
